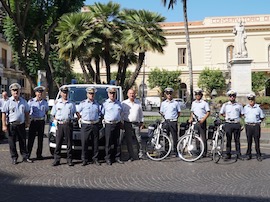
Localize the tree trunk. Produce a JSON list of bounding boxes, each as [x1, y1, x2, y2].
[[124, 52, 145, 95], [120, 55, 129, 87], [183, 0, 193, 102], [78, 58, 91, 83], [104, 40, 111, 84], [94, 57, 101, 84]]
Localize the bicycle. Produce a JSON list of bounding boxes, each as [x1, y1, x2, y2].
[[210, 112, 226, 163], [146, 115, 172, 161], [177, 113, 204, 162]]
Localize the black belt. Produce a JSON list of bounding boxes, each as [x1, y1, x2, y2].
[[9, 121, 23, 125], [246, 123, 259, 126]]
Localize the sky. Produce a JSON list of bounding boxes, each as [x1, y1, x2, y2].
[[84, 0, 270, 22]]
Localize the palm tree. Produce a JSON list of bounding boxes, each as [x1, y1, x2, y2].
[[88, 1, 122, 84], [162, 0, 194, 101], [121, 9, 167, 95]]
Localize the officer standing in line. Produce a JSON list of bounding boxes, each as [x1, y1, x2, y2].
[[0, 91, 9, 141], [77, 87, 101, 166], [122, 89, 144, 161], [243, 93, 265, 161], [101, 87, 123, 165], [220, 90, 244, 160], [27, 86, 49, 160], [189, 89, 210, 157], [2, 83, 32, 165], [51, 86, 78, 166], [160, 87, 181, 156]]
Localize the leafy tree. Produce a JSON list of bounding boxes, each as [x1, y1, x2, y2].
[[197, 68, 226, 94], [0, 0, 84, 97], [148, 68, 181, 95], [252, 72, 269, 93], [162, 0, 194, 101]]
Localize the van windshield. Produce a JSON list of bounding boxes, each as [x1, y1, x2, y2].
[[67, 86, 119, 105]]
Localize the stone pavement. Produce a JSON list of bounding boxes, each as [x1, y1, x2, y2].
[[0, 131, 270, 202]]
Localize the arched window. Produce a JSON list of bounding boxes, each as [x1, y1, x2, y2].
[[226, 45, 234, 63]]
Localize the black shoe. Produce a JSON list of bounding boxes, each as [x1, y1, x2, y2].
[[68, 161, 74, 166], [257, 156, 262, 162], [246, 155, 252, 160], [52, 161, 60, 166], [224, 155, 231, 160], [93, 160, 101, 166], [12, 159, 17, 165], [23, 158, 33, 163], [115, 159, 124, 164], [81, 161, 88, 166], [36, 156, 44, 160], [128, 158, 134, 162], [106, 160, 112, 165], [236, 155, 244, 161]]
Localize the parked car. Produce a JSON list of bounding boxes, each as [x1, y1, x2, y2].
[[174, 98, 187, 110], [48, 84, 123, 155]]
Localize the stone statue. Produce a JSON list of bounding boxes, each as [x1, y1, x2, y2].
[[233, 21, 248, 58]]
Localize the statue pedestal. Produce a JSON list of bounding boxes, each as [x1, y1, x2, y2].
[[230, 58, 253, 104]]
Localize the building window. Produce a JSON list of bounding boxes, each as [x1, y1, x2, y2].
[[226, 45, 234, 63], [178, 48, 186, 65], [2, 48, 7, 68]]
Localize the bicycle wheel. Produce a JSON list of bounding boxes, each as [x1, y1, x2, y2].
[[213, 131, 224, 163], [146, 133, 172, 161], [177, 133, 204, 162]]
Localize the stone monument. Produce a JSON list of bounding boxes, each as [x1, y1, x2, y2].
[[230, 21, 252, 104]]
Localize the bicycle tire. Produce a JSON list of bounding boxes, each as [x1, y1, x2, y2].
[[212, 130, 225, 163], [177, 133, 204, 162], [146, 133, 172, 161]]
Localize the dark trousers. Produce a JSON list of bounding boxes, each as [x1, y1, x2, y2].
[[165, 121, 178, 153], [27, 120, 45, 158], [105, 123, 121, 161], [195, 122, 207, 155], [225, 123, 241, 156], [54, 123, 73, 162], [8, 123, 28, 160], [80, 123, 99, 162], [124, 122, 143, 159], [245, 124, 261, 157]]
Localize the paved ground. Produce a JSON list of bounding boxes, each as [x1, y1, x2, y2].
[[1, 127, 270, 202]]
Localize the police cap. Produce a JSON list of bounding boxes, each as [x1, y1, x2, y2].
[[247, 92, 256, 99], [226, 89, 237, 96], [164, 87, 174, 93], [86, 87, 97, 94], [9, 83, 21, 91], [60, 86, 69, 93], [194, 88, 203, 95], [106, 87, 117, 93], [34, 86, 45, 92]]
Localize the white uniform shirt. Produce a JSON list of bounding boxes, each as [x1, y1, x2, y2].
[[122, 99, 144, 123]]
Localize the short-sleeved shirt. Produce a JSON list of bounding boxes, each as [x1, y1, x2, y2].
[[2, 96, 30, 123], [51, 98, 76, 121], [28, 98, 49, 118], [101, 98, 122, 122], [243, 104, 265, 123], [77, 99, 100, 122], [122, 99, 144, 123], [0, 98, 8, 111], [160, 99, 181, 120], [191, 99, 210, 120], [220, 101, 244, 122]]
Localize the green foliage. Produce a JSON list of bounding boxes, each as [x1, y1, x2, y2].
[[198, 67, 226, 94], [252, 72, 269, 93], [255, 96, 270, 105], [148, 68, 181, 94], [111, 70, 132, 84], [213, 96, 229, 104]]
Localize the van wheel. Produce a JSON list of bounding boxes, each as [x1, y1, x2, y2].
[[49, 148, 55, 156]]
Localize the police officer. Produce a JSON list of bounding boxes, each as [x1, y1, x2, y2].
[[101, 87, 123, 165], [51, 86, 77, 166], [27, 86, 49, 160], [189, 89, 210, 157], [243, 93, 265, 161], [77, 87, 101, 166], [2, 83, 32, 164], [220, 90, 244, 160], [160, 87, 181, 156], [0, 91, 8, 141], [122, 89, 144, 161]]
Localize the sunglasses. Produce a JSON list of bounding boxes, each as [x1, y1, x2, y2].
[[37, 90, 44, 93], [109, 92, 116, 95], [12, 89, 19, 92], [248, 98, 255, 101], [229, 94, 236, 97], [195, 93, 202, 95], [88, 92, 95, 95], [165, 91, 172, 95]]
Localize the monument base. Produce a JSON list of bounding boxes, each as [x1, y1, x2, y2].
[[230, 58, 253, 104]]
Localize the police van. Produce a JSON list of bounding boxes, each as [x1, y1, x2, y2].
[[48, 84, 123, 155]]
